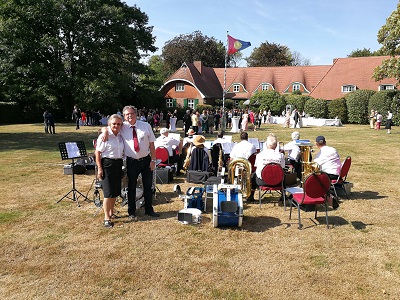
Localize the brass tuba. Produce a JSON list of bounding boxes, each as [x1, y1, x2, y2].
[[228, 157, 252, 198], [299, 145, 319, 183]]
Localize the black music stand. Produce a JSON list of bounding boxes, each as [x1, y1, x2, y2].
[[57, 141, 89, 206]]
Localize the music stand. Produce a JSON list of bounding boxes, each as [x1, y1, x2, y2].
[[57, 141, 89, 206]]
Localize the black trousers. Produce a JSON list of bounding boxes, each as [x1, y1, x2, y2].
[[126, 155, 154, 215]]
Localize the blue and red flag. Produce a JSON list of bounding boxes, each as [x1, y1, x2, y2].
[[227, 35, 251, 55]]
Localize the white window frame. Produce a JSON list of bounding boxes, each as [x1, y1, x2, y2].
[[292, 83, 301, 92], [175, 83, 184, 92], [342, 85, 356, 93], [261, 84, 269, 91], [187, 99, 195, 109], [166, 98, 173, 108], [233, 84, 240, 92], [379, 84, 395, 91]]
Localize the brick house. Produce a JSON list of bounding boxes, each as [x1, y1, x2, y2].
[[159, 56, 397, 110]]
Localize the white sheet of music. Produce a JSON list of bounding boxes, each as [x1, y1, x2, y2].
[[248, 138, 259, 149], [66, 142, 80, 159], [221, 142, 235, 154], [168, 133, 181, 142]]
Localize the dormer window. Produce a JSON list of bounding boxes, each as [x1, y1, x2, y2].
[[379, 84, 395, 91], [175, 83, 184, 92], [292, 83, 300, 91], [342, 85, 356, 93], [233, 84, 240, 92], [262, 84, 269, 91]]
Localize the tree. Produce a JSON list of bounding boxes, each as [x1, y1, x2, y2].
[[373, 2, 400, 83], [0, 0, 156, 116], [348, 48, 376, 57], [291, 51, 311, 66], [249, 90, 286, 116], [161, 31, 226, 75], [246, 41, 293, 67], [227, 52, 244, 68]]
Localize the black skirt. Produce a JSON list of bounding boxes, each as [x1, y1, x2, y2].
[[101, 158, 123, 198]]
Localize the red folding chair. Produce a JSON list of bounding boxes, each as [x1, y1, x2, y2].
[[331, 156, 351, 199], [155, 147, 173, 168], [289, 171, 331, 229], [248, 152, 257, 173], [258, 163, 286, 209]]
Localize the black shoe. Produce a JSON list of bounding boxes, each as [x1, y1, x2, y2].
[[128, 214, 138, 222], [145, 211, 160, 217], [103, 220, 113, 228]]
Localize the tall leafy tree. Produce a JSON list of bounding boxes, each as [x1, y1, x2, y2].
[[246, 41, 293, 67], [0, 0, 156, 115], [348, 48, 376, 57], [373, 2, 400, 83], [161, 31, 226, 75]]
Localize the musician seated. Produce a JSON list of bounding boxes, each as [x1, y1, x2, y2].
[[182, 128, 195, 147], [154, 127, 182, 165], [212, 131, 228, 144], [188, 135, 210, 171], [229, 131, 257, 160], [283, 131, 302, 179], [313, 135, 341, 180], [247, 133, 285, 202]]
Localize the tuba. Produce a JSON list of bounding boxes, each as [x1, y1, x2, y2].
[[299, 144, 319, 183], [228, 157, 252, 198]]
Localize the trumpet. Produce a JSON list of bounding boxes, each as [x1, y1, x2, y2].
[[228, 157, 252, 198]]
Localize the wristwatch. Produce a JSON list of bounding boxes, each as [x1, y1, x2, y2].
[[151, 159, 157, 162]]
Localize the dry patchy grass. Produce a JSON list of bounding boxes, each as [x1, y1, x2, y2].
[[0, 123, 399, 299]]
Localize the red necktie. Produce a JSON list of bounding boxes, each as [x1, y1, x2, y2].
[[132, 126, 140, 152]]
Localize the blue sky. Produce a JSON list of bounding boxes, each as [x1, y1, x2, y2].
[[126, 0, 398, 66]]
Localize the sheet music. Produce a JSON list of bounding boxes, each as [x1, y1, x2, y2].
[[168, 133, 181, 142], [204, 141, 213, 150], [224, 135, 233, 142], [248, 138, 259, 149], [65, 142, 81, 159], [221, 142, 235, 154]]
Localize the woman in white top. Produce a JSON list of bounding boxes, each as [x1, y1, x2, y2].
[[95, 114, 124, 228], [385, 110, 393, 134]]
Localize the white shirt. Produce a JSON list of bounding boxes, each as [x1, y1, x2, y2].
[[230, 140, 257, 160], [254, 148, 285, 179], [183, 135, 194, 147], [283, 140, 300, 161], [96, 127, 124, 159], [213, 137, 228, 144], [120, 120, 156, 159], [313, 145, 341, 176], [154, 134, 180, 156]]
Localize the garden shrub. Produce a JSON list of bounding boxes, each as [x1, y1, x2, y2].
[[304, 98, 328, 118], [328, 97, 348, 123], [346, 89, 375, 124]]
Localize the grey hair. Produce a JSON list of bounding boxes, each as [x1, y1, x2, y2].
[[107, 114, 123, 126], [122, 105, 137, 115], [291, 131, 300, 140], [266, 133, 277, 149]]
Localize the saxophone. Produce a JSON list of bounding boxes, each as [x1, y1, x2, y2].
[[228, 157, 252, 198], [183, 143, 193, 170]]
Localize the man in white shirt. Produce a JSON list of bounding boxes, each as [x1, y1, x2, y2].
[[313, 135, 341, 180], [229, 131, 256, 160], [283, 131, 301, 179], [154, 128, 182, 161], [247, 133, 285, 202]]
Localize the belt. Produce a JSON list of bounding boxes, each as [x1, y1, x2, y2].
[[127, 155, 149, 161], [102, 157, 122, 161]]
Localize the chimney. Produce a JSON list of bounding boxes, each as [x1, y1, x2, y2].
[[194, 61, 202, 74]]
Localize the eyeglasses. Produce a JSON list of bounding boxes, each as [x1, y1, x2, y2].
[[111, 123, 122, 126], [124, 112, 135, 116]]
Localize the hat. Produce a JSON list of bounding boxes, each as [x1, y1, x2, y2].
[[160, 128, 169, 135], [193, 135, 206, 147], [316, 135, 326, 144], [187, 128, 195, 135]]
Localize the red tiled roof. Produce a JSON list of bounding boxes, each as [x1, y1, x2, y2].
[[310, 56, 397, 99]]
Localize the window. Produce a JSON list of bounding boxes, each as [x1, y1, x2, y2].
[[175, 83, 184, 92], [261, 84, 269, 91], [342, 85, 356, 93], [233, 84, 240, 92], [166, 98, 173, 108], [379, 84, 395, 91], [188, 99, 194, 109], [292, 83, 300, 92]]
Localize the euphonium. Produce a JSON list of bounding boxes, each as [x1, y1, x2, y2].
[[228, 157, 252, 198]]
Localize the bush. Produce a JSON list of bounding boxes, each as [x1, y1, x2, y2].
[[196, 104, 213, 113], [346, 89, 375, 124], [304, 98, 328, 118], [328, 97, 348, 123], [284, 94, 310, 113], [250, 90, 286, 116]]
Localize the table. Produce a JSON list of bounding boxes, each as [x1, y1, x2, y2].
[[230, 116, 240, 133], [271, 116, 342, 127], [169, 117, 177, 132]]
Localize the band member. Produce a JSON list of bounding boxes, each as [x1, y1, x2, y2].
[[313, 135, 341, 180], [283, 131, 301, 179], [102, 106, 159, 220], [229, 131, 256, 160], [95, 114, 124, 228]]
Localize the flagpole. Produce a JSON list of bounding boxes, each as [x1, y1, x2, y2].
[[222, 31, 228, 131]]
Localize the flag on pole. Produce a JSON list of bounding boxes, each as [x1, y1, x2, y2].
[[227, 35, 251, 55]]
